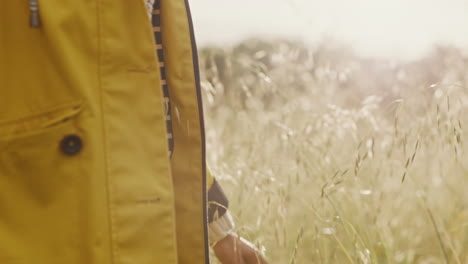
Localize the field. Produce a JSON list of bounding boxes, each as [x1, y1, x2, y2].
[[199, 39, 468, 263]]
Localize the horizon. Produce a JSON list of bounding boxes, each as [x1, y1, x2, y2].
[[191, 0, 468, 61]]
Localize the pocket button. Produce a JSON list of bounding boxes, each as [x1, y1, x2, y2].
[[60, 135, 83, 156]]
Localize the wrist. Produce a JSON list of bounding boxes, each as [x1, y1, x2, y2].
[[208, 210, 235, 246]]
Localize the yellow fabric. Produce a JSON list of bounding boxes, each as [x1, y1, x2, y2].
[[0, 0, 207, 263], [160, 1, 209, 263], [207, 169, 215, 187]]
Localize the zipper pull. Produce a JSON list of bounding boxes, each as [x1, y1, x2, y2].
[[29, 0, 41, 28]]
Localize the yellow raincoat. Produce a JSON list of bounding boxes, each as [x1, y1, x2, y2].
[[0, 0, 214, 263]]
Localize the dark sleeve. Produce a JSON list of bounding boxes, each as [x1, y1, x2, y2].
[[207, 178, 229, 223]]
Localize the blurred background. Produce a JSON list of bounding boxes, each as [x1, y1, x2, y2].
[[190, 1, 468, 263], [192, 0, 468, 60]]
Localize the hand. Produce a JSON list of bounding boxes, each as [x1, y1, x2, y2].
[[213, 234, 269, 264]]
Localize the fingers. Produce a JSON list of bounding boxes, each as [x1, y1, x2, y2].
[[213, 235, 245, 264], [238, 238, 269, 264], [213, 234, 269, 264]]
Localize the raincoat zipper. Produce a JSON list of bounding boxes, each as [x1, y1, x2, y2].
[[29, 0, 41, 28]]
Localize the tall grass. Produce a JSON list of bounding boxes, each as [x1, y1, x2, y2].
[[200, 39, 468, 264]]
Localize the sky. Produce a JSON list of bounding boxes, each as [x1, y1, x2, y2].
[[190, 0, 468, 60]]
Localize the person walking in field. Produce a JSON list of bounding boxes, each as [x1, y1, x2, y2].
[[0, 0, 267, 263]]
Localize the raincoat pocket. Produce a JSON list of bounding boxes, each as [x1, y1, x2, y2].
[[0, 99, 84, 199], [0, 100, 84, 142], [0, 99, 87, 262]]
